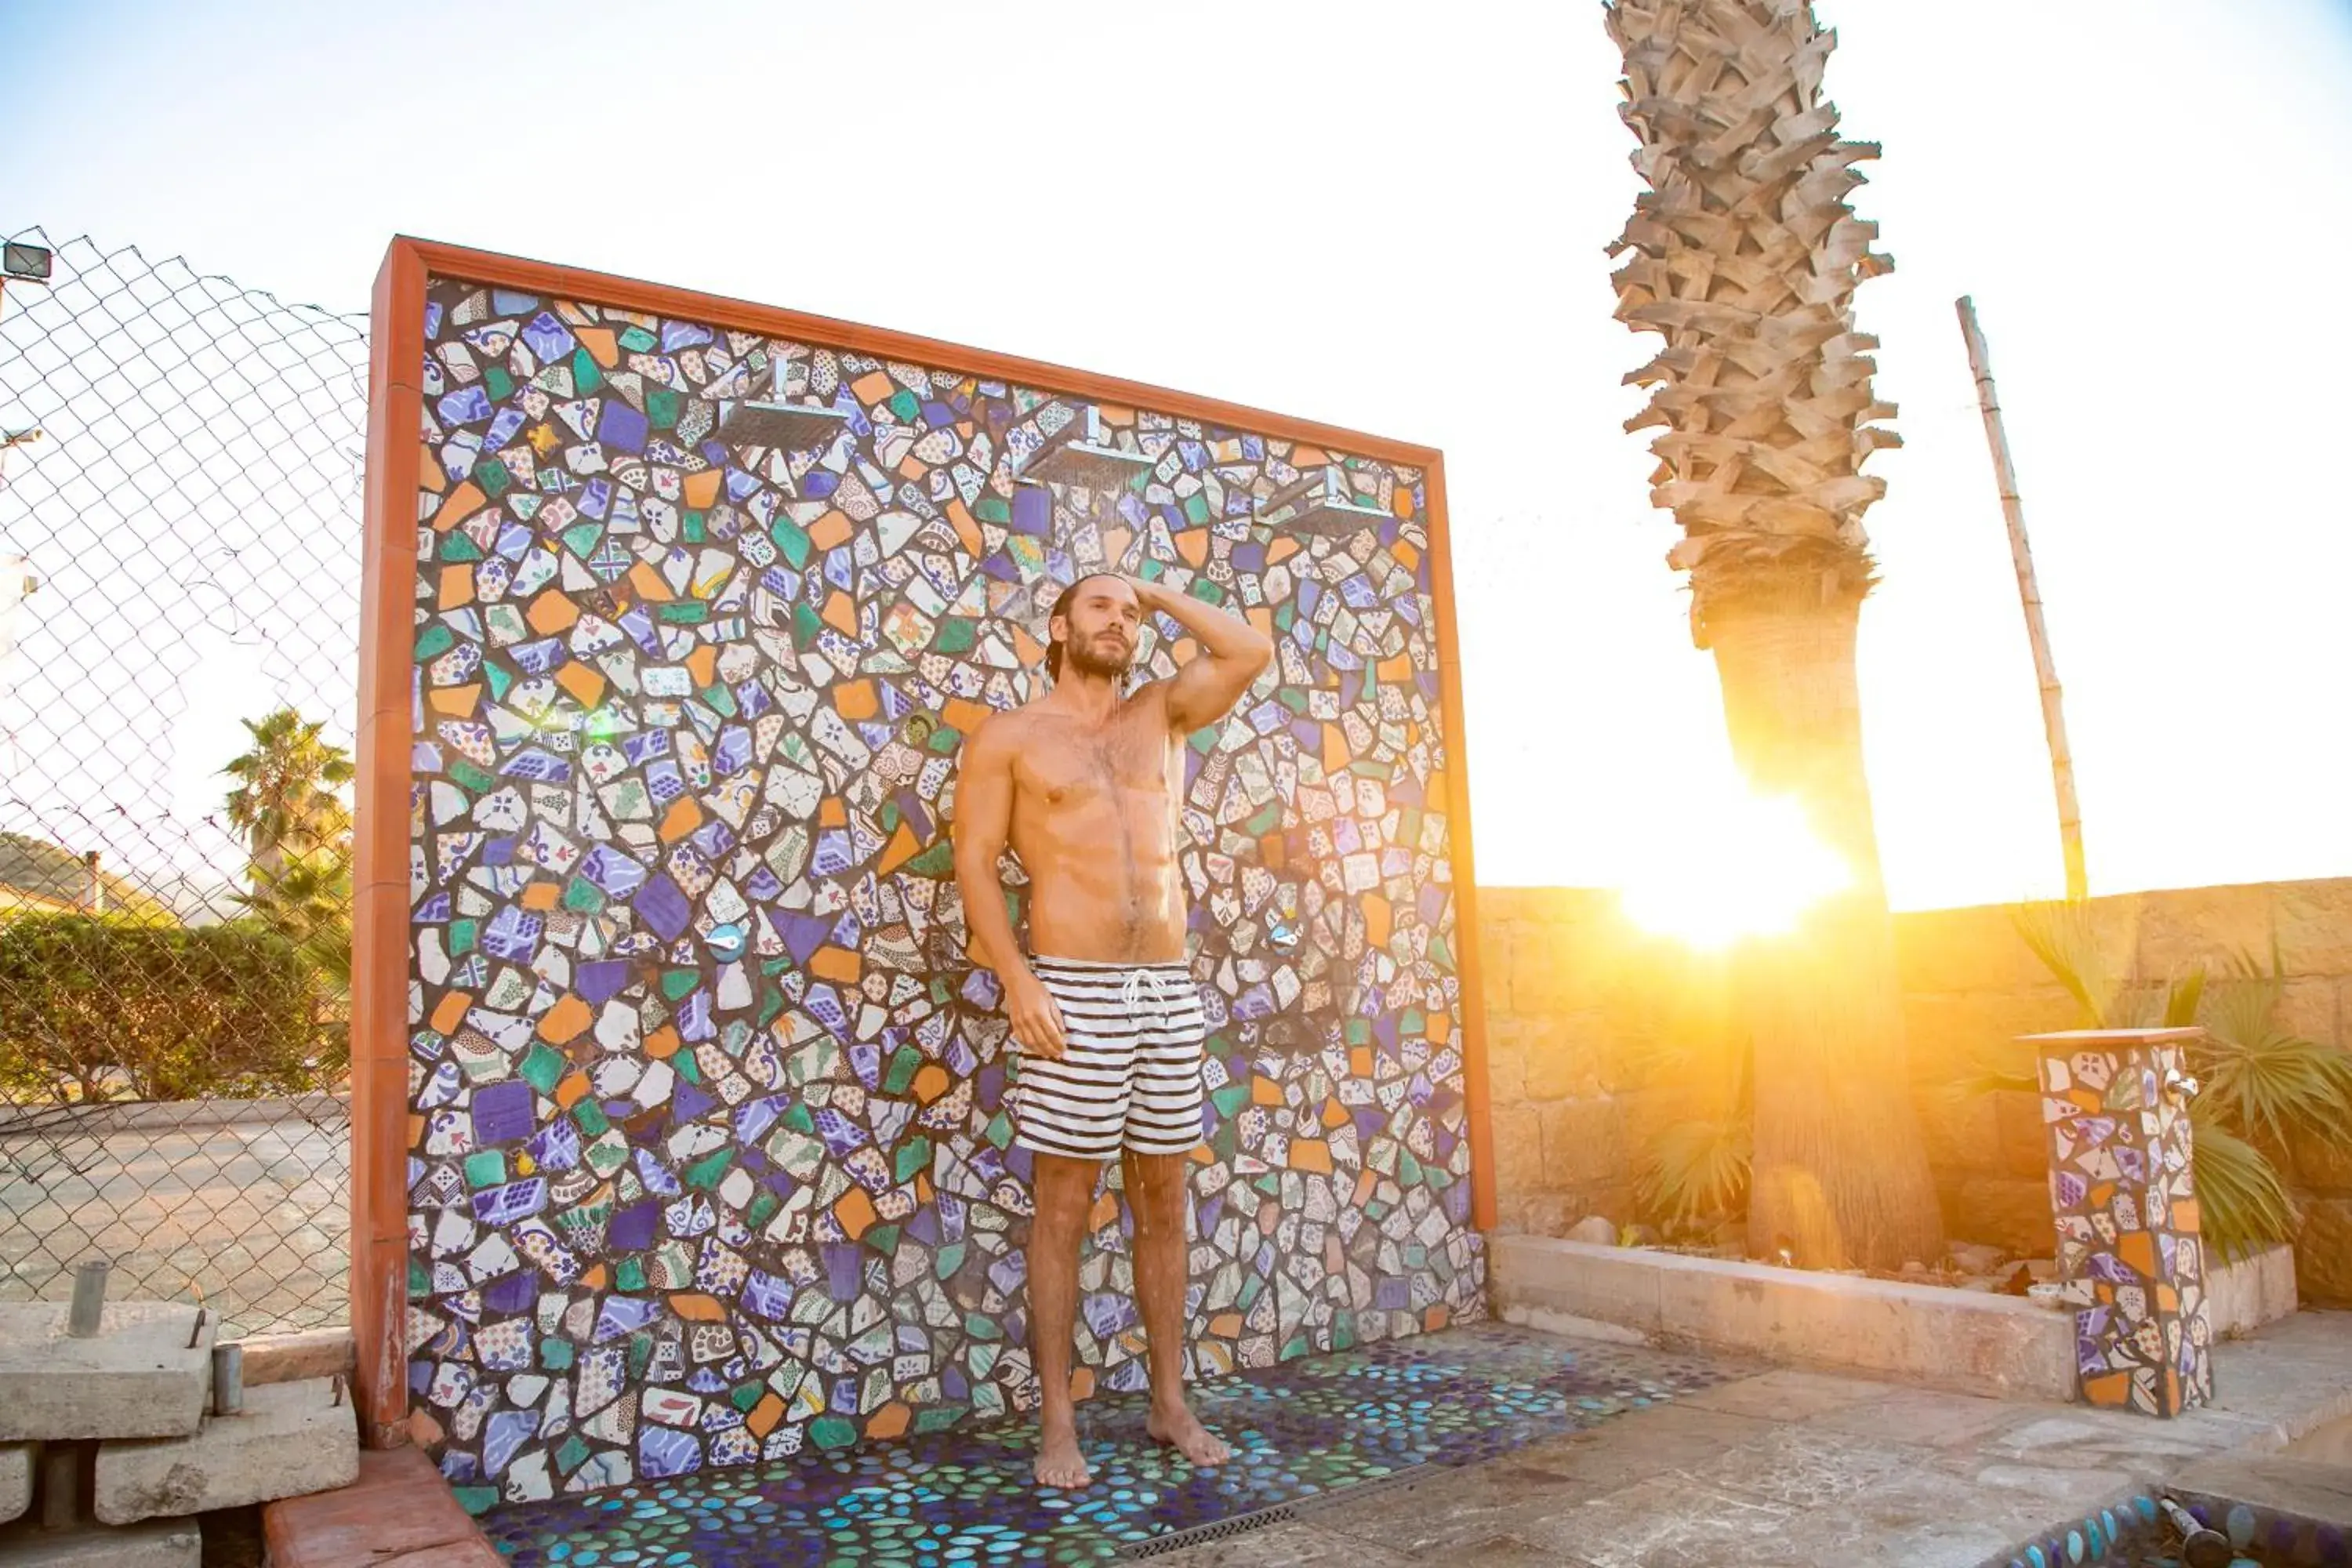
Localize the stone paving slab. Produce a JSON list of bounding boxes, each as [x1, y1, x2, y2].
[[1150, 1309, 2352, 1568], [0, 1301, 212, 1441], [94, 1374, 359, 1524], [0, 1447, 25, 1526], [0, 1518, 201, 1568]]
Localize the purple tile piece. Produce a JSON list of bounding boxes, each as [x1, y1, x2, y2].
[[471, 1178, 547, 1225], [634, 874, 692, 942], [592, 1296, 659, 1343], [471, 1080, 535, 1145], [596, 399, 649, 455], [608, 1200, 661, 1252], [638, 1427, 700, 1479]]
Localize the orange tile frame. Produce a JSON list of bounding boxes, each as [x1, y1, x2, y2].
[[352, 236, 1495, 1446]]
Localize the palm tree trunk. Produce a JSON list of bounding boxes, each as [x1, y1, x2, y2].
[[1708, 592, 1945, 1269]]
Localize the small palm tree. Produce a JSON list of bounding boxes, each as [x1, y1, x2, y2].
[[222, 707, 353, 890]]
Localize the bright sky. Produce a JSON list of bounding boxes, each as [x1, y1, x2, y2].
[[5, 0, 2350, 911]]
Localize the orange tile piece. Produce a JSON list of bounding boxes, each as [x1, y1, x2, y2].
[[519, 881, 559, 912], [438, 565, 476, 610], [1425, 1011, 1450, 1042], [746, 1392, 788, 1439], [1350, 1048, 1373, 1077], [426, 684, 481, 718], [2117, 1229, 2157, 1279], [406, 1407, 445, 1447], [851, 371, 895, 407], [668, 1293, 727, 1322], [659, 796, 703, 843], [1294, 447, 1330, 466], [686, 645, 717, 689], [2086, 1182, 2114, 1210], [835, 1186, 877, 1240], [1322, 1100, 1350, 1130], [1207, 1313, 1243, 1338], [1011, 624, 1046, 666], [644, 1026, 681, 1061], [1290, 1140, 1333, 1174], [575, 327, 619, 368], [1392, 488, 1415, 519], [943, 698, 993, 735], [419, 444, 448, 495], [433, 480, 486, 534], [407, 1112, 426, 1151], [1392, 540, 1420, 572], [1251, 1076, 1283, 1106], [821, 590, 858, 635], [1068, 1367, 1096, 1403], [866, 1402, 912, 1440], [554, 662, 606, 708], [526, 590, 579, 634], [430, 991, 474, 1035], [834, 679, 879, 721], [2082, 1370, 2132, 1406], [684, 469, 723, 509], [896, 456, 927, 483], [1176, 531, 1209, 568], [627, 562, 675, 603], [538, 994, 593, 1044], [554, 1070, 592, 1109], [1268, 537, 1301, 564], [1423, 1304, 1450, 1332], [946, 499, 984, 556], [810, 946, 862, 985], [1377, 653, 1412, 683], [1261, 835, 1286, 872], [1364, 895, 1391, 949], [1089, 1191, 1120, 1231], [810, 510, 854, 550], [2171, 1198, 2200, 1232], [1323, 727, 1351, 771], [819, 798, 848, 827], [877, 820, 923, 878], [578, 1264, 608, 1290]]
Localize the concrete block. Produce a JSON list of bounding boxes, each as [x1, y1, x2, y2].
[[95, 1376, 358, 1525], [0, 1448, 26, 1526], [233, 1327, 355, 1388], [1489, 1235, 1662, 1338], [1488, 1236, 2075, 1400], [0, 1302, 212, 1442], [0, 1519, 201, 1568], [2208, 1243, 2299, 1338]]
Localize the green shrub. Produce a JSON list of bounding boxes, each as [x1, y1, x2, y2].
[[0, 912, 327, 1102]]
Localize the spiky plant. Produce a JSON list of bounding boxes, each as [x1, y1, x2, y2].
[[1605, 0, 1943, 1269]]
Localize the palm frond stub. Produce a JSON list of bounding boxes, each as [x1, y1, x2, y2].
[[1606, 0, 1900, 643]]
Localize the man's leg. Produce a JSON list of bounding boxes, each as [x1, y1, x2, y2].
[[1123, 1148, 1232, 1466], [1027, 1150, 1102, 1488]]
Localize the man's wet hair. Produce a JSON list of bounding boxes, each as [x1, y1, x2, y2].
[[1044, 572, 1127, 682]]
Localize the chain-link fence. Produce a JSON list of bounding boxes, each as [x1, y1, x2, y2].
[[0, 227, 367, 1336]]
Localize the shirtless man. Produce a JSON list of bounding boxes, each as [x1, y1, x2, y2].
[[952, 570, 1273, 1490]]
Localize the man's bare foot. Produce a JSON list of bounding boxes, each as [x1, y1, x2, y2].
[[1146, 1404, 1232, 1467], [1035, 1422, 1092, 1490]]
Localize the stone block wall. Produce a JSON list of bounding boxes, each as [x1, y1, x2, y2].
[[1477, 878, 2352, 1304]]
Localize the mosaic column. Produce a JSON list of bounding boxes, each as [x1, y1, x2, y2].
[[2026, 1027, 2213, 1417]]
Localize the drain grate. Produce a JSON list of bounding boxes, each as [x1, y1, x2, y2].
[[1116, 1463, 1439, 1558]]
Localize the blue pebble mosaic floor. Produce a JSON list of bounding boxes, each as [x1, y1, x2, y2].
[[478, 1320, 1740, 1566]]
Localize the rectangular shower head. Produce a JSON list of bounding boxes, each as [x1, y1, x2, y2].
[[715, 399, 852, 454], [1013, 405, 1154, 492], [1255, 465, 1391, 538]]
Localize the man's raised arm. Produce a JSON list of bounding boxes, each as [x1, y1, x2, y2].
[[1131, 573, 1275, 732]]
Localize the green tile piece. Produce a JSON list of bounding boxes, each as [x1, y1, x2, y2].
[[518, 1043, 564, 1094], [463, 1150, 505, 1188]]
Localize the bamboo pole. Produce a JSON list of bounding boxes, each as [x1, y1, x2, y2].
[[1956, 296, 2087, 900]]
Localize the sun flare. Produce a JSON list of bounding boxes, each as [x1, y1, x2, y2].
[[1615, 789, 1851, 949]]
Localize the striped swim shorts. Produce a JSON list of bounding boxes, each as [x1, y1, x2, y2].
[[1008, 956, 1208, 1160]]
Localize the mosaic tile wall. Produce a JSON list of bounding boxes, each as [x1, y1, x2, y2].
[[2035, 1033, 2212, 1417], [399, 276, 1481, 1501]]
